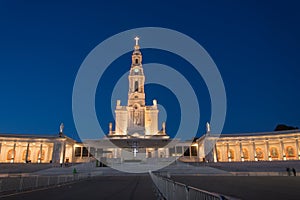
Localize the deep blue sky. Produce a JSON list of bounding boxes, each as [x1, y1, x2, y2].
[[0, 1, 299, 140]]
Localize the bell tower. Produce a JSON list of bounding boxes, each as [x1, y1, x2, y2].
[[128, 36, 145, 107], [110, 37, 168, 138]]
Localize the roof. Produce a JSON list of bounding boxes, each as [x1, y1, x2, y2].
[[0, 133, 76, 142], [208, 129, 300, 138]]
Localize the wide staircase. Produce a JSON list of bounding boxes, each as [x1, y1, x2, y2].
[[0, 163, 52, 174]]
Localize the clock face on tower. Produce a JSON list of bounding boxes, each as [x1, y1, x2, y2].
[[134, 68, 139, 73]]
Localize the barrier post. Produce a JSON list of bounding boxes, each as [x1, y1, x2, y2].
[[35, 176, 39, 187], [185, 185, 189, 200], [19, 177, 23, 191]]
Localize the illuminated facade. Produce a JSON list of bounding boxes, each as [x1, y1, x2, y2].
[[199, 129, 300, 162], [0, 38, 299, 164], [0, 133, 79, 164], [108, 37, 168, 139]]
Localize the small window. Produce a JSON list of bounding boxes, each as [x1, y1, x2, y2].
[[135, 58, 138, 64], [75, 147, 81, 157], [191, 146, 197, 156], [169, 147, 175, 156], [183, 146, 190, 156], [82, 147, 89, 157], [89, 147, 95, 156], [176, 146, 182, 154]]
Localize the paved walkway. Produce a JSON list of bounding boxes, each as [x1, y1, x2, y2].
[[1, 176, 157, 200], [34, 162, 231, 176], [173, 176, 300, 200]]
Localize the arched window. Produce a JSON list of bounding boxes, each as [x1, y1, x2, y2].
[[217, 150, 221, 161], [134, 81, 139, 92], [286, 146, 295, 157], [135, 58, 138, 64], [7, 149, 15, 161], [270, 147, 279, 158], [242, 148, 249, 159], [256, 148, 264, 160], [228, 149, 234, 160], [37, 150, 45, 161], [22, 150, 31, 161]]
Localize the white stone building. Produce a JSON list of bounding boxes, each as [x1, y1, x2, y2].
[[108, 37, 168, 139], [0, 38, 300, 165]]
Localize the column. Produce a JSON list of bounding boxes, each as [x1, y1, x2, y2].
[[174, 145, 177, 157], [80, 146, 83, 159], [239, 142, 244, 162], [252, 141, 257, 161], [154, 147, 158, 158], [12, 143, 16, 163], [295, 139, 300, 160], [234, 142, 238, 162], [280, 140, 286, 160], [114, 148, 118, 159], [265, 140, 270, 161], [71, 145, 75, 163], [222, 144, 226, 161], [25, 142, 30, 163], [165, 147, 169, 158], [227, 142, 230, 162], [213, 144, 218, 162], [38, 144, 43, 163], [51, 142, 56, 163], [61, 142, 66, 164]]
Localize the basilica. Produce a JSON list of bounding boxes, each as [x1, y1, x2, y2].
[[107, 37, 168, 139], [0, 38, 299, 165]]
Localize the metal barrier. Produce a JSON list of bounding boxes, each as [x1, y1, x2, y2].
[[149, 172, 223, 200], [0, 173, 90, 194]]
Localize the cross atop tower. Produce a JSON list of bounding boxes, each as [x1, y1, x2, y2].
[[134, 36, 140, 46]]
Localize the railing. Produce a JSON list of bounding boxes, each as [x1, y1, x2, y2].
[[149, 171, 224, 200], [0, 173, 90, 194]]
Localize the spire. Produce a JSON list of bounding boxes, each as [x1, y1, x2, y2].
[[134, 36, 139, 45], [131, 36, 142, 67], [128, 37, 145, 106], [134, 36, 140, 50]]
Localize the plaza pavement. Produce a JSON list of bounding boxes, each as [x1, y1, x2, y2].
[[172, 176, 300, 200], [2, 162, 300, 199], [1, 176, 157, 200]]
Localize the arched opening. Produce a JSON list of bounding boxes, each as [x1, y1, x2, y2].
[[135, 58, 138, 64], [242, 148, 249, 159], [286, 146, 295, 158], [256, 147, 264, 160], [22, 150, 31, 162], [7, 149, 15, 161], [270, 147, 279, 159]]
